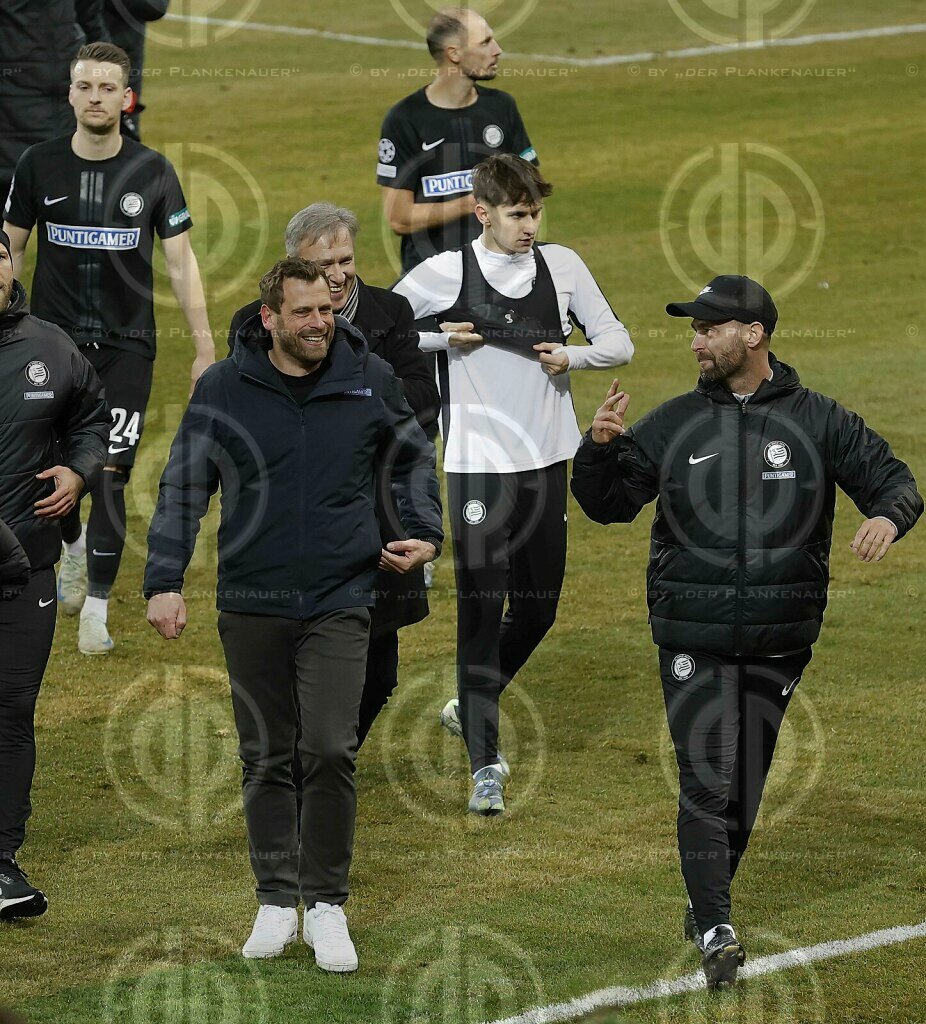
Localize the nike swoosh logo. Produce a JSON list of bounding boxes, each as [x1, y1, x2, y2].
[[421, 139, 445, 151], [108, 446, 130, 454], [688, 452, 719, 465], [782, 676, 800, 696], [43, 195, 68, 206], [38, 597, 54, 607], [92, 549, 117, 557]]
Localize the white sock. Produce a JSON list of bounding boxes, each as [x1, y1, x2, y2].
[[81, 595, 108, 623], [702, 925, 735, 948], [64, 525, 86, 558], [474, 763, 504, 780]]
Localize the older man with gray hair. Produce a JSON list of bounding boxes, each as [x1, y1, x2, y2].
[[229, 203, 439, 751]]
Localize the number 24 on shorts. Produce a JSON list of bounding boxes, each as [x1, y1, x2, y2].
[[109, 407, 141, 448]]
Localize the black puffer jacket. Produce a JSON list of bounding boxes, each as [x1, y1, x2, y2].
[[571, 357, 923, 656], [144, 317, 444, 619], [0, 281, 109, 570]]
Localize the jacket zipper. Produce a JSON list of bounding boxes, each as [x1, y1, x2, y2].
[[736, 401, 747, 653], [238, 368, 307, 615], [299, 405, 306, 619]]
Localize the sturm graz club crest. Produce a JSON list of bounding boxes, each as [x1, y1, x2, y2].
[[463, 499, 487, 525], [671, 654, 695, 681], [120, 192, 144, 216], [483, 124, 504, 148], [764, 440, 791, 468], [25, 360, 49, 387]]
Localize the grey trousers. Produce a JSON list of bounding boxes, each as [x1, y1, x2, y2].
[[218, 606, 370, 908]]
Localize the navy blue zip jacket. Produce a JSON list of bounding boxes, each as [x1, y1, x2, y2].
[[143, 317, 444, 618], [571, 356, 922, 656]]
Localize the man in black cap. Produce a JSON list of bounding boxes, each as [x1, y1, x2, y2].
[[571, 274, 922, 990]]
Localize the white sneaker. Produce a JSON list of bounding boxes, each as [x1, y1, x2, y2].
[[304, 902, 358, 973], [57, 546, 87, 615], [439, 698, 510, 778], [242, 905, 298, 959], [439, 696, 464, 738], [78, 614, 114, 655]]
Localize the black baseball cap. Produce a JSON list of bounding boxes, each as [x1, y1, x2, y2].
[[666, 275, 778, 335]]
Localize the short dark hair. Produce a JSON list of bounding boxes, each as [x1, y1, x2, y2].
[[472, 155, 553, 208], [71, 42, 131, 88], [259, 257, 326, 313], [426, 7, 470, 61]]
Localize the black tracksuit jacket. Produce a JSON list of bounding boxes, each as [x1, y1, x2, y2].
[[144, 318, 444, 619], [0, 281, 109, 572], [571, 357, 923, 656]]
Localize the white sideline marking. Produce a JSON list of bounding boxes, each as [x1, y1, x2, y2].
[[484, 919, 926, 1024], [163, 14, 926, 66]]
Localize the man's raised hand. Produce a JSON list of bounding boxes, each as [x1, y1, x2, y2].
[[590, 379, 630, 444]]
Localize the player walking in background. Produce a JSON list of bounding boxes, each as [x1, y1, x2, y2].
[[378, 5, 538, 274], [3, 42, 214, 656], [0, 228, 108, 919], [395, 155, 633, 815], [571, 276, 923, 989]]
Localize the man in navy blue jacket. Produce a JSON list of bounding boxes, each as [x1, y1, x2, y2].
[[143, 257, 443, 973]]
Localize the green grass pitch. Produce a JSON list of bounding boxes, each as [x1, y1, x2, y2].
[[2, 2, 924, 1021]]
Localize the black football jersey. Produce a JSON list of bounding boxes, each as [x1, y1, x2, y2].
[[4, 135, 192, 358], [376, 86, 537, 273]]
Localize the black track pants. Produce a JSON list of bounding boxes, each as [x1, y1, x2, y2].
[[659, 646, 813, 934], [448, 462, 567, 773], [0, 569, 57, 858]]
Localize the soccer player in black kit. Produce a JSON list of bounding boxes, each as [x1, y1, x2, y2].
[[3, 42, 215, 655], [378, 6, 538, 274]]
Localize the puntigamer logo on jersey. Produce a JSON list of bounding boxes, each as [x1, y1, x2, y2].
[[47, 223, 140, 250], [422, 170, 474, 198]]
